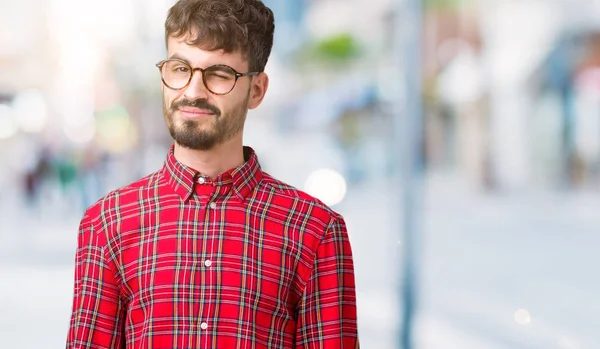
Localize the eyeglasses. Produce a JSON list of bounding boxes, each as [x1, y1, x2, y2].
[[156, 59, 260, 95]]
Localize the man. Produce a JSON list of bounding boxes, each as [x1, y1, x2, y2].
[[66, 0, 359, 348]]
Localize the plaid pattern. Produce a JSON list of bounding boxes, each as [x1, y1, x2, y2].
[[66, 145, 359, 349]]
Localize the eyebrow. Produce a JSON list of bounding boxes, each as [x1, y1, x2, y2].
[[210, 65, 235, 72], [165, 54, 239, 72], [167, 53, 190, 63]]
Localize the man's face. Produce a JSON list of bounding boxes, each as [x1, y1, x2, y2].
[[162, 35, 266, 150]]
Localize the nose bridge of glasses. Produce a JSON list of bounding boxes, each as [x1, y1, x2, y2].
[[191, 67, 205, 77], [185, 66, 211, 93]]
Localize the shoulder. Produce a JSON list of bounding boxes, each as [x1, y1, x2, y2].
[[259, 172, 345, 228], [81, 170, 163, 230]]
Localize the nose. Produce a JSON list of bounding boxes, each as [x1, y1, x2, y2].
[[183, 69, 210, 100]]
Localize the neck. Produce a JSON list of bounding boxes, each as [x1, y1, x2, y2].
[[173, 137, 245, 179]]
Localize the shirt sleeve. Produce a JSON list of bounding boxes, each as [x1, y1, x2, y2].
[[66, 214, 125, 349], [295, 215, 360, 348]]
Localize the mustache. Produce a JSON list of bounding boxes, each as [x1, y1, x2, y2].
[[171, 98, 221, 117]]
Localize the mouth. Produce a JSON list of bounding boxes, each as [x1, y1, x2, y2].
[[178, 106, 216, 119]]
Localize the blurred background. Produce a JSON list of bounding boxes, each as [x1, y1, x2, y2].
[[0, 0, 599, 348]]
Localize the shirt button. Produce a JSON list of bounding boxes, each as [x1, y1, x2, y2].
[[204, 260, 212, 267], [209, 202, 217, 209], [197, 177, 206, 184], [200, 322, 208, 330]]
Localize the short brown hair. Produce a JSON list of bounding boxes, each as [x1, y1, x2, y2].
[[165, 0, 275, 72]]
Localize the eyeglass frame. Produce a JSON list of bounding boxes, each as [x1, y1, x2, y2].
[[156, 58, 260, 95]]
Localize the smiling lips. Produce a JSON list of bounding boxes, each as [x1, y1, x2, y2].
[[178, 106, 215, 119]]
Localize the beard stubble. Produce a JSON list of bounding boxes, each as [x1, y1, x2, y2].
[[163, 92, 250, 150]]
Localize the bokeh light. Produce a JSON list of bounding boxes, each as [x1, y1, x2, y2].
[[304, 168, 348, 206], [0, 104, 18, 140], [514, 309, 532, 325], [12, 90, 48, 133], [63, 117, 96, 145]]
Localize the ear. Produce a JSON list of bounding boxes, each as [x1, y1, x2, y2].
[[248, 72, 269, 110]]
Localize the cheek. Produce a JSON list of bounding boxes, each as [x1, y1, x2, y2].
[[163, 90, 180, 107], [224, 90, 247, 108], [207, 97, 224, 113]]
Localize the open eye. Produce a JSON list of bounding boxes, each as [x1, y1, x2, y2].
[[172, 65, 190, 73]]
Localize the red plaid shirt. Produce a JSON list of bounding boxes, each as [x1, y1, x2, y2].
[[67, 146, 359, 349]]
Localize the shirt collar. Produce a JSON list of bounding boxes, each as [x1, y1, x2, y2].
[[163, 144, 263, 202]]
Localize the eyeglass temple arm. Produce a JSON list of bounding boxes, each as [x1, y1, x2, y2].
[[237, 72, 260, 78]]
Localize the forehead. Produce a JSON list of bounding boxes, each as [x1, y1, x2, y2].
[[166, 35, 247, 69]]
